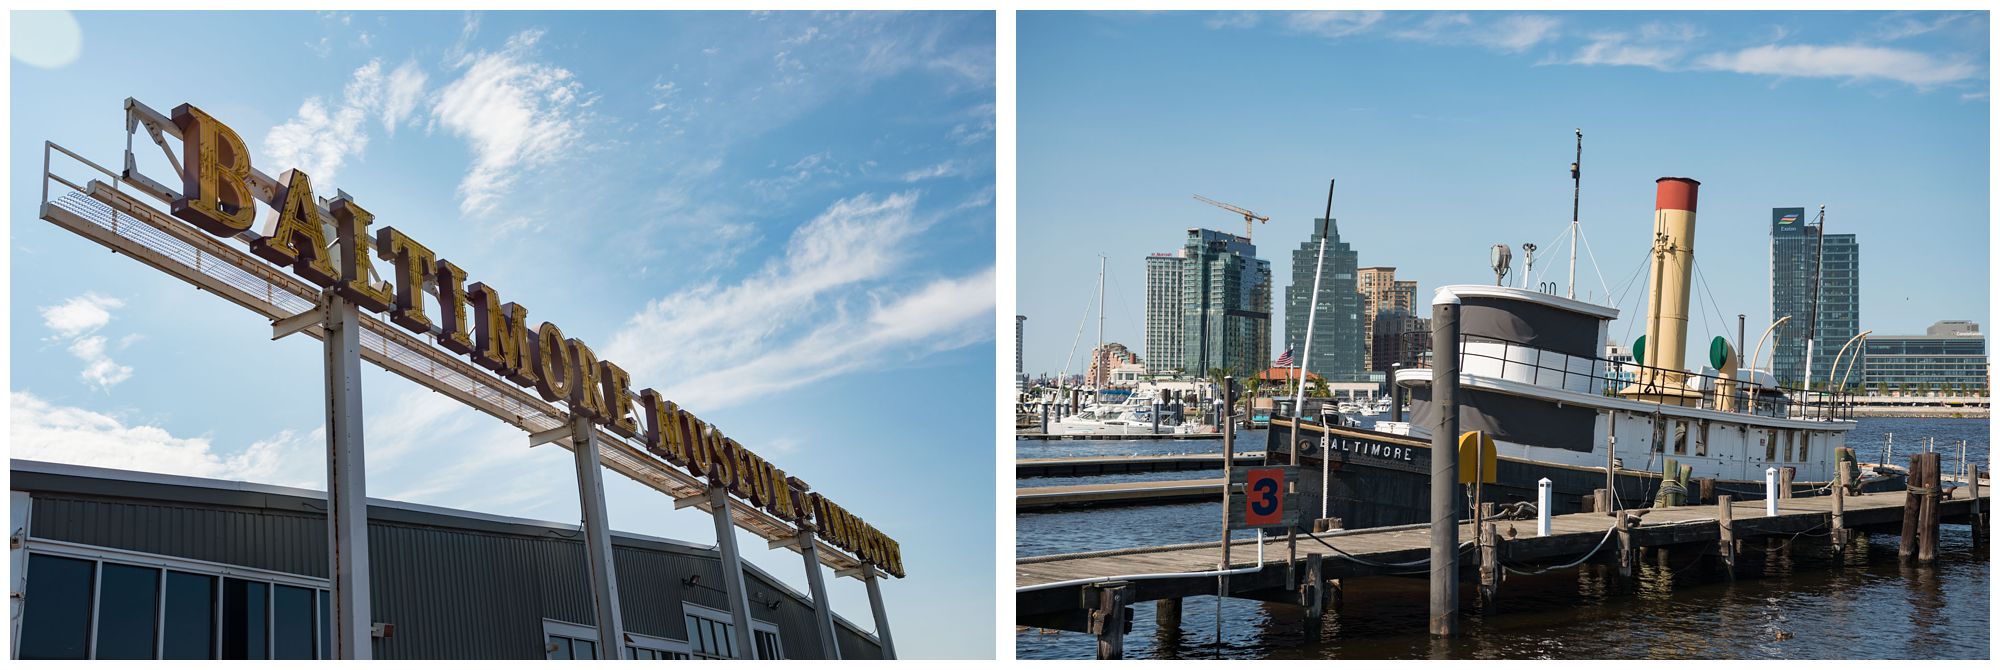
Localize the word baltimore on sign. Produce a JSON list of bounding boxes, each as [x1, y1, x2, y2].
[[166, 103, 903, 579]]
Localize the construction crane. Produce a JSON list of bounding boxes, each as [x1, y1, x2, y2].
[[1193, 194, 1268, 242]]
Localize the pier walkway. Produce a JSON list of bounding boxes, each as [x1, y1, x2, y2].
[[1016, 487, 1988, 651], [1017, 452, 1265, 478]]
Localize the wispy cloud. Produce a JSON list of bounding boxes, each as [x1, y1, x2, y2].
[[602, 191, 990, 409], [11, 391, 322, 488], [1556, 22, 1703, 69], [1872, 11, 1979, 41], [1695, 44, 1983, 87], [1283, 11, 1386, 39], [431, 29, 591, 218], [263, 58, 428, 191], [901, 160, 960, 182], [1391, 13, 1561, 53], [39, 293, 134, 391]]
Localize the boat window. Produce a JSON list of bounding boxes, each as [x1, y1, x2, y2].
[[1672, 420, 1688, 455], [1799, 432, 1809, 462], [1696, 421, 1709, 457], [1651, 417, 1665, 453], [1765, 429, 1778, 461], [1783, 430, 1795, 462]]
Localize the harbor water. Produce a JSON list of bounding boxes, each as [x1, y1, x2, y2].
[[1016, 417, 1991, 659]]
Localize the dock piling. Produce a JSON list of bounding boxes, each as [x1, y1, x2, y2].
[[1088, 581, 1132, 660], [1478, 502, 1500, 602], [1427, 290, 1462, 638], [1536, 478, 1552, 537], [1901, 454, 1922, 562], [1616, 520, 1635, 578], [1716, 494, 1736, 578], [1779, 467, 1795, 499], [1832, 459, 1849, 554], [1301, 552, 1326, 633], [1972, 465, 1985, 538], [1593, 488, 1610, 516], [1765, 468, 1779, 517], [1918, 452, 1941, 563], [1155, 598, 1182, 646]]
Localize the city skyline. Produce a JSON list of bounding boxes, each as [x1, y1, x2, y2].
[[1019, 10, 1989, 378]]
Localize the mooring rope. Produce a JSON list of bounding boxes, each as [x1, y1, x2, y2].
[[1304, 531, 1472, 570]]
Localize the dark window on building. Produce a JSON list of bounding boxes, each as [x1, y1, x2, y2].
[[686, 614, 737, 659], [273, 584, 316, 659], [163, 571, 217, 659], [755, 629, 783, 660], [223, 578, 269, 659], [546, 634, 601, 659], [95, 563, 161, 659], [19, 554, 95, 659]]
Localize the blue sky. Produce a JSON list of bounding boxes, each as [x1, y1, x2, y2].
[[10, 10, 993, 658], [1020, 10, 1989, 377]]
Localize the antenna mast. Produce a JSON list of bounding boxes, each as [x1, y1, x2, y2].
[[1569, 128, 1582, 300]]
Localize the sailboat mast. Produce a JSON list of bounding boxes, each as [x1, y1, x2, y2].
[[1804, 206, 1825, 393], [1293, 179, 1335, 462], [1096, 254, 1106, 386], [1569, 129, 1581, 300]]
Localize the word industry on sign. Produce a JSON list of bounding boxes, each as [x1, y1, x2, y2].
[[164, 103, 903, 579]]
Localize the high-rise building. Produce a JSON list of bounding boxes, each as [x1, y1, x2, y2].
[[1143, 252, 1185, 374], [1086, 342, 1142, 387], [1015, 315, 1026, 390], [1179, 229, 1270, 378], [1370, 310, 1431, 374], [1862, 320, 1988, 393], [1283, 218, 1365, 381], [1771, 207, 1861, 387], [1357, 267, 1417, 371]]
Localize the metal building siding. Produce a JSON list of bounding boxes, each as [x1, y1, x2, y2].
[[611, 546, 698, 641], [838, 624, 884, 660], [366, 522, 587, 659], [28, 495, 327, 578]]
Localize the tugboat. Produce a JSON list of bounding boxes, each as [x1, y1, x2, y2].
[[1277, 177, 1900, 528]]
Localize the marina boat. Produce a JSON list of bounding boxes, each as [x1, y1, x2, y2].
[[1276, 177, 1901, 529], [1045, 391, 1202, 436]]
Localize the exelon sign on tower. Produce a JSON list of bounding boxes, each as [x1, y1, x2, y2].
[[165, 103, 904, 578]]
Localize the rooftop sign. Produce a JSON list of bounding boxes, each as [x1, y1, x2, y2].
[[129, 101, 902, 578]]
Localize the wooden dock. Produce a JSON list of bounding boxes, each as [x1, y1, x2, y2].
[[1017, 479, 1235, 511], [1017, 452, 1266, 478], [1017, 485, 1989, 652], [1018, 431, 1223, 441]]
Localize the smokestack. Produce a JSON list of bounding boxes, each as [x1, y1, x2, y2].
[[1626, 177, 1703, 406]]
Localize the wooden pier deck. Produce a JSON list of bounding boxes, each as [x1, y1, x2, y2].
[[1016, 488, 1989, 636], [1017, 478, 1234, 511], [1017, 431, 1223, 441], [1017, 452, 1266, 478]]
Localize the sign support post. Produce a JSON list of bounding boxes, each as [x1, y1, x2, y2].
[[322, 291, 373, 659], [795, 528, 843, 659], [569, 416, 627, 658], [708, 488, 758, 659], [863, 563, 898, 660]]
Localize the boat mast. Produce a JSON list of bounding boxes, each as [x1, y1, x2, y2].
[[1096, 254, 1106, 387], [1804, 206, 1825, 395], [1293, 179, 1334, 463], [1569, 129, 1581, 300]]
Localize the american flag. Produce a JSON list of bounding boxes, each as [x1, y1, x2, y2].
[[1276, 349, 1294, 368]]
